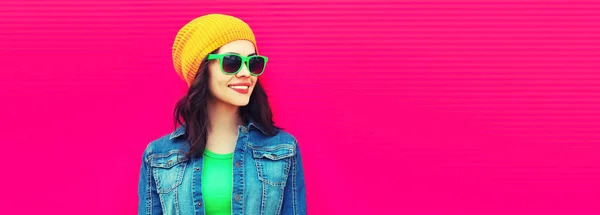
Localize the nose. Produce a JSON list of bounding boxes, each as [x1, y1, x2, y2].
[[235, 63, 252, 78]]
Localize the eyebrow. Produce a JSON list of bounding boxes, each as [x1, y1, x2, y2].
[[225, 52, 257, 56]]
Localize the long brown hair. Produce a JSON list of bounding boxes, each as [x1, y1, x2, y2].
[[173, 50, 279, 159]]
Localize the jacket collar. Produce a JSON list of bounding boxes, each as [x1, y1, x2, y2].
[[169, 119, 269, 140], [168, 125, 186, 140]]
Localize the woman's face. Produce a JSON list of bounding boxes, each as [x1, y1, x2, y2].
[[208, 40, 258, 107]]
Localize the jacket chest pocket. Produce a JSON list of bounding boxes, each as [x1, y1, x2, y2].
[[252, 144, 296, 187], [148, 151, 187, 194]]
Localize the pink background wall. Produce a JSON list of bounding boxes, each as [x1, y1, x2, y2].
[[1, 1, 599, 214]]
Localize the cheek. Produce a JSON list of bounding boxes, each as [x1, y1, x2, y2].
[[208, 62, 220, 79], [251, 77, 258, 88], [208, 67, 228, 92]]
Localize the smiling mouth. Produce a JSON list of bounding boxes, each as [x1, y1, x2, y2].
[[228, 86, 249, 90], [229, 85, 250, 94]]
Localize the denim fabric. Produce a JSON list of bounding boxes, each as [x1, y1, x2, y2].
[[138, 122, 307, 215]]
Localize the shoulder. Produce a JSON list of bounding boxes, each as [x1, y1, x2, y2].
[[248, 128, 301, 159], [142, 130, 188, 162], [248, 128, 299, 149]]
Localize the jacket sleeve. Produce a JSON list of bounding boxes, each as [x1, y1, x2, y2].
[[281, 142, 307, 215], [138, 146, 163, 215]]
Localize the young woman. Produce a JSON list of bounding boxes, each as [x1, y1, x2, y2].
[[138, 14, 307, 215]]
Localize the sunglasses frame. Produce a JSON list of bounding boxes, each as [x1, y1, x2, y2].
[[207, 53, 268, 76]]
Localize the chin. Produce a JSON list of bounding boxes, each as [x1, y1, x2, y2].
[[230, 99, 250, 107]]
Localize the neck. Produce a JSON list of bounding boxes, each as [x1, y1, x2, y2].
[[207, 98, 243, 134]]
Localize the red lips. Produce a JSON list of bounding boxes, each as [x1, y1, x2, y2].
[[228, 82, 251, 94]]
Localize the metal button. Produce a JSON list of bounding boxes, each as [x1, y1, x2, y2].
[[235, 161, 241, 167], [234, 194, 242, 201], [241, 127, 247, 134], [195, 167, 200, 171], [197, 202, 203, 207]]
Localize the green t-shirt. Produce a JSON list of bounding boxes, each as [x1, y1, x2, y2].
[[202, 149, 233, 215]]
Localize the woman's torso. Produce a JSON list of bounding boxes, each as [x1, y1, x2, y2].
[[143, 124, 299, 215]]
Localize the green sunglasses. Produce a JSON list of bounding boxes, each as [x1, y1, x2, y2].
[[207, 53, 268, 76]]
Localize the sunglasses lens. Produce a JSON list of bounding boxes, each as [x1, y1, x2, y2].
[[248, 56, 266, 75], [221, 55, 242, 73]]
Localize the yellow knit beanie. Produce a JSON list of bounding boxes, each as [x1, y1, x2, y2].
[[172, 14, 257, 86]]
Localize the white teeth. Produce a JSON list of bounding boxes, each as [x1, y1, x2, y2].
[[229, 86, 249, 89]]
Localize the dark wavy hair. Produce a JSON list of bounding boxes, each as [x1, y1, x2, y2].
[[173, 49, 279, 159]]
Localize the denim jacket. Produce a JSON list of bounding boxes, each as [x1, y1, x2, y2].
[[138, 122, 307, 215]]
